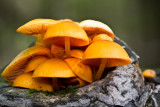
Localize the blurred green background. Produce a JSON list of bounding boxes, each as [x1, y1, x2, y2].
[[0, 0, 160, 69]]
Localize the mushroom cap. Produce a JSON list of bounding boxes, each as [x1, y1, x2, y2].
[[33, 58, 76, 78], [24, 56, 48, 73], [142, 69, 156, 78], [16, 19, 57, 35], [92, 34, 113, 42], [65, 77, 88, 87], [82, 41, 131, 67], [79, 20, 114, 40], [1, 46, 51, 84], [62, 49, 84, 59], [13, 72, 53, 92], [44, 20, 89, 46], [51, 44, 65, 58], [65, 58, 93, 83]]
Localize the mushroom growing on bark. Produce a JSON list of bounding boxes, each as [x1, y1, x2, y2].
[[82, 41, 131, 81], [13, 72, 53, 92], [64, 58, 93, 83], [142, 69, 156, 78], [33, 58, 76, 91], [44, 20, 89, 57], [1, 46, 51, 84]]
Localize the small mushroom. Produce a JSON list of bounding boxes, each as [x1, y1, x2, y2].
[[13, 72, 53, 92], [82, 41, 131, 81], [24, 56, 48, 73], [142, 69, 156, 78], [65, 58, 93, 83], [92, 34, 113, 42], [79, 19, 114, 40], [33, 58, 76, 91], [1, 46, 51, 84], [44, 20, 89, 57], [62, 49, 84, 59]]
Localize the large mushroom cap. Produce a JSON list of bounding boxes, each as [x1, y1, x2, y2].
[[16, 19, 57, 35], [44, 20, 89, 46], [82, 41, 131, 67], [65, 58, 93, 83], [33, 58, 76, 78], [1, 46, 51, 84], [13, 72, 53, 92], [79, 20, 114, 40]]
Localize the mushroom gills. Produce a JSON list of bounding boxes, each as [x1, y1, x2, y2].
[[65, 37, 71, 57]]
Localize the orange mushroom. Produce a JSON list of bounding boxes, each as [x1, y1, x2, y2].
[[79, 20, 114, 40], [142, 69, 156, 78], [62, 49, 84, 59], [82, 41, 131, 81], [1, 46, 51, 84], [92, 34, 113, 42], [24, 56, 48, 73], [13, 72, 53, 92], [33, 58, 76, 91], [64, 58, 93, 83], [44, 20, 89, 57], [17, 19, 57, 35], [17, 19, 57, 47]]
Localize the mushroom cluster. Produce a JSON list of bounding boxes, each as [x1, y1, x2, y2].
[[1, 19, 131, 92]]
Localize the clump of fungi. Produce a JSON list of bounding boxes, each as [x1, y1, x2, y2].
[[1, 19, 131, 92]]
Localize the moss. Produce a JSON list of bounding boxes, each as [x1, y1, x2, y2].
[[27, 86, 79, 96]]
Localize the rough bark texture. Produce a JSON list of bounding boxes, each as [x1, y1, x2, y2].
[[0, 62, 152, 107], [0, 36, 151, 107]]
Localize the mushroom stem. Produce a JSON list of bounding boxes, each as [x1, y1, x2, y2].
[[52, 78, 59, 91], [65, 37, 71, 57], [35, 34, 49, 47], [94, 59, 107, 81]]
